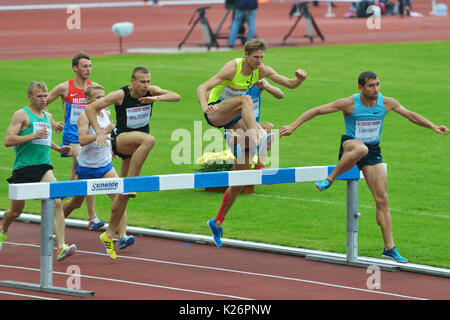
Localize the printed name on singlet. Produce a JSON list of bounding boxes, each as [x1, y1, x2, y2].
[[219, 85, 248, 100], [126, 105, 152, 128], [355, 120, 381, 143]]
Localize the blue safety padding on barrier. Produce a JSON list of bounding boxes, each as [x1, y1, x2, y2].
[[124, 175, 160, 193], [50, 180, 87, 198], [261, 168, 296, 185], [195, 171, 229, 188], [329, 165, 361, 181]]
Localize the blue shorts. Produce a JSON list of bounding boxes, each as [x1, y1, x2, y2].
[[76, 162, 114, 180], [60, 131, 79, 158]]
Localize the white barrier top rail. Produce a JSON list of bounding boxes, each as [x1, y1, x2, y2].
[[9, 165, 365, 200]]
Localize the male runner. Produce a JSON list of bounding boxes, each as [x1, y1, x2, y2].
[[62, 85, 135, 258], [46, 51, 104, 231], [197, 38, 306, 161], [85, 66, 181, 259], [208, 79, 284, 247], [280, 71, 449, 263], [1, 81, 76, 261]]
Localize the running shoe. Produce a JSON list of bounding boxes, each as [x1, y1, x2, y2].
[[121, 192, 137, 198], [119, 235, 136, 250], [224, 130, 242, 158], [0, 233, 7, 251], [257, 132, 275, 158], [56, 243, 77, 261], [315, 179, 332, 192], [100, 232, 117, 260], [382, 247, 408, 263], [207, 218, 223, 248], [88, 216, 105, 231]]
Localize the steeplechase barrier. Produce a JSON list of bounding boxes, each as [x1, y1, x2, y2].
[[1, 164, 448, 297]]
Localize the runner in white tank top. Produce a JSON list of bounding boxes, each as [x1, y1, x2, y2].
[[63, 85, 136, 258], [77, 109, 112, 169]]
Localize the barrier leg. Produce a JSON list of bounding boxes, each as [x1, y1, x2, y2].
[[40, 198, 55, 288], [306, 180, 399, 271], [0, 199, 94, 297], [346, 179, 360, 262]]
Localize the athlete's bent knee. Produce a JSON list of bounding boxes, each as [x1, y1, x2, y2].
[[239, 95, 253, 109], [143, 134, 155, 148]]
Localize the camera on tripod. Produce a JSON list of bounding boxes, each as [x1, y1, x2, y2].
[[178, 1, 247, 50], [283, 1, 324, 43]]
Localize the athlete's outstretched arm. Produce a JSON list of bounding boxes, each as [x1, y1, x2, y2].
[[85, 90, 123, 146], [385, 97, 449, 135], [280, 97, 352, 137], [197, 61, 236, 114], [255, 79, 284, 99], [138, 85, 181, 104], [261, 65, 307, 89]]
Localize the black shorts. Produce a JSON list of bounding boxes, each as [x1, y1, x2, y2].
[[7, 164, 54, 184], [204, 101, 235, 129], [338, 135, 382, 170], [111, 128, 132, 160]]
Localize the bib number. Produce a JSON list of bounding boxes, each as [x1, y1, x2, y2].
[[126, 105, 152, 129], [355, 120, 381, 143], [32, 122, 52, 146]]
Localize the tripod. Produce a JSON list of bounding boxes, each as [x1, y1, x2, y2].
[[213, 8, 247, 46], [178, 7, 219, 50], [282, 2, 324, 43]]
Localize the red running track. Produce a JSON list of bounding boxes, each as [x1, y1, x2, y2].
[[0, 0, 450, 60], [0, 220, 449, 302]]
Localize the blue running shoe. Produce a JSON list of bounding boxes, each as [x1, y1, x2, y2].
[[315, 179, 331, 192], [207, 218, 223, 248], [119, 235, 135, 250], [224, 131, 242, 158], [382, 247, 408, 263], [88, 216, 105, 231]]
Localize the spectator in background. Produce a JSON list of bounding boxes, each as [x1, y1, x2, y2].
[[398, 0, 412, 15], [228, 0, 258, 48]]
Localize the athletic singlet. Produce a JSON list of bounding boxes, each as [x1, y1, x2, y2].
[[208, 58, 259, 104], [344, 93, 387, 145], [63, 79, 92, 144], [13, 107, 52, 170], [77, 109, 112, 168], [115, 86, 152, 133]]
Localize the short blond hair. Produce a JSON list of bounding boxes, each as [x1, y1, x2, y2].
[[244, 38, 267, 55], [27, 81, 47, 95], [84, 84, 105, 98]]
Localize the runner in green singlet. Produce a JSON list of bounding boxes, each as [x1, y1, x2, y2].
[[1, 81, 76, 261]]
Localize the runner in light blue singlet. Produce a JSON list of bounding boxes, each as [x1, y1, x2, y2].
[[344, 93, 386, 145]]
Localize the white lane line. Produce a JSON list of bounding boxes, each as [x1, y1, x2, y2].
[[0, 264, 252, 300], [1, 242, 428, 300], [253, 193, 449, 219], [0, 290, 59, 300]]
